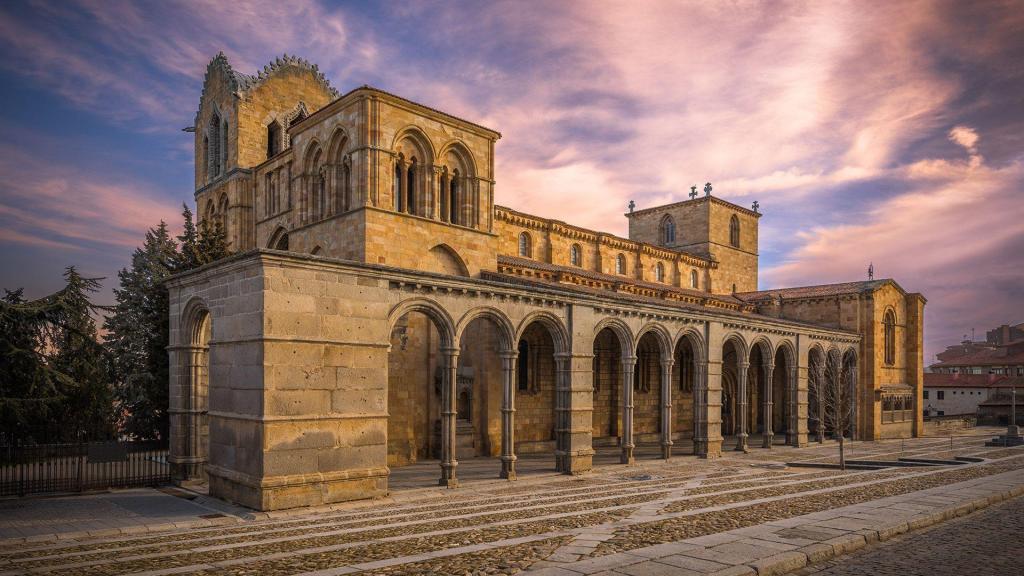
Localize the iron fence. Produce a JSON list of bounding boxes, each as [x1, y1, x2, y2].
[[0, 440, 170, 497]]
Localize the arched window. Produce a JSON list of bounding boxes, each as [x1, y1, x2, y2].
[[202, 136, 209, 180], [341, 161, 351, 213], [731, 283, 737, 293], [616, 254, 626, 275], [393, 160, 403, 212], [570, 243, 582, 266], [449, 170, 459, 224], [654, 262, 664, 282], [208, 113, 222, 179], [660, 215, 676, 245], [729, 215, 740, 248], [264, 173, 273, 217], [884, 310, 896, 365], [518, 232, 532, 258], [440, 172, 449, 222], [267, 121, 280, 158], [221, 119, 228, 172], [690, 269, 699, 289], [405, 164, 415, 215]]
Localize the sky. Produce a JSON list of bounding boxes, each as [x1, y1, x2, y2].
[[0, 0, 1021, 363]]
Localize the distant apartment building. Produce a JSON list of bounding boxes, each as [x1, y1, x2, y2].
[[925, 322, 1024, 422]]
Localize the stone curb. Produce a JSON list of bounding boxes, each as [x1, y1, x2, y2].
[[0, 514, 243, 548]]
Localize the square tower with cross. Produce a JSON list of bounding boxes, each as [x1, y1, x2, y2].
[[625, 186, 761, 293]]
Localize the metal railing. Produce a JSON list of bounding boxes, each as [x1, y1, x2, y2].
[[0, 440, 169, 497]]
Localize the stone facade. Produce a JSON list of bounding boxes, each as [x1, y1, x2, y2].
[[166, 53, 925, 511]]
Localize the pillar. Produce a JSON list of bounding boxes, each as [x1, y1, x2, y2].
[[736, 360, 750, 452], [621, 356, 636, 464], [815, 361, 825, 444], [500, 351, 517, 480], [786, 365, 798, 446], [554, 354, 571, 472], [661, 359, 674, 459], [439, 347, 459, 487], [763, 362, 775, 448]]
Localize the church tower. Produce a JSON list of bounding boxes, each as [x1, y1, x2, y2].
[[624, 188, 761, 293], [191, 53, 337, 251]]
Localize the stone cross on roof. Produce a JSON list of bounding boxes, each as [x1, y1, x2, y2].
[[752, 200, 760, 213], [628, 200, 635, 213], [689, 186, 698, 200], [704, 182, 712, 197]]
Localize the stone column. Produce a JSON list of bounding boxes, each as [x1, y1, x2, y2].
[[736, 360, 750, 452], [661, 359, 674, 459], [692, 361, 707, 456], [763, 362, 775, 448], [621, 356, 637, 464], [500, 351, 517, 480], [554, 354, 571, 472], [440, 347, 459, 487], [814, 361, 825, 444], [786, 365, 798, 446]]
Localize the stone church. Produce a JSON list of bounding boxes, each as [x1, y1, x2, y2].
[[167, 53, 926, 510]]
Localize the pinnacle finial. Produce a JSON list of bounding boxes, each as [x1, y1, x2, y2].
[[704, 182, 712, 197]]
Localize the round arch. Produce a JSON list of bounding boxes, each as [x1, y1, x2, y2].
[[436, 139, 478, 177], [634, 323, 673, 358], [673, 327, 706, 360], [722, 332, 749, 360], [301, 138, 324, 171], [748, 336, 774, 363], [387, 298, 456, 349], [515, 310, 570, 355], [181, 296, 211, 344], [391, 125, 436, 164], [267, 226, 289, 250], [593, 317, 635, 358], [455, 306, 516, 352], [327, 126, 350, 163]]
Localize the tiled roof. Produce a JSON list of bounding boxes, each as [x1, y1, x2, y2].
[[736, 280, 891, 302], [931, 348, 1024, 367], [496, 255, 731, 302], [924, 373, 1023, 388]]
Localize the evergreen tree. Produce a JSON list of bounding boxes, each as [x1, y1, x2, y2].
[[176, 204, 229, 271], [0, 268, 113, 443], [104, 223, 178, 440]]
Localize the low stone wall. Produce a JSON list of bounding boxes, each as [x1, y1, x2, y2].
[[923, 416, 976, 436]]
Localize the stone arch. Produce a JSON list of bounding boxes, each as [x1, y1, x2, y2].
[[673, 327, 706, 455], [392, 125, 436, 164], [749, 336, 774, 363], [387, 298, 455, 349], [722, 332, 749, 359], [455, 306, 516, 352], [437, 140, 477, 178], [172, 296, 212, 481], [593, 317, 635, 358], [427, 244, 470, 277], [327, 126, 350, 164], [515, 310, 570, 355], [772, 339, 798, 445], [267, 226, 289, 251], [634, 323, 672, 358], [807, 343, 827, 442]]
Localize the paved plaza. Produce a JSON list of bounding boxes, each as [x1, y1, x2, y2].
[[0, 430, 1021, 576]]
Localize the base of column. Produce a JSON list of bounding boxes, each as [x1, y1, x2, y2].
[[500, 456, 517, 480], [698, 438, 723, 458], [439, 461, 458, 488], [763, 433, 774, 449], [558, 450, 593, 475], [621, 445, 635, 465], [661, 442, 673, 459], [735, 434, 749, 453]]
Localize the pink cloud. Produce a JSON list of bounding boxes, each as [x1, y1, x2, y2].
[[0, 146, 181, 250]]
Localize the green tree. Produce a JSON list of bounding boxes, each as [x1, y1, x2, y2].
[[175, 204, 229, 271], [104, 222, 178, 440], [0, 268, 114, 443]]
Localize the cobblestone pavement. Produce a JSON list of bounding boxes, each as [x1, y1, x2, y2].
[[0, 431, 1019, 576], [793, 493, 1024, 576]]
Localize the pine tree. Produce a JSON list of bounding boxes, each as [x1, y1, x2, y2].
[[104, 223, 178, 440], [0, 268, 114, 443], [176, 204, 229, 271]]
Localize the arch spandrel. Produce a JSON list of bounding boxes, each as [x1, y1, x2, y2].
[[437, 140, 478, 177]]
